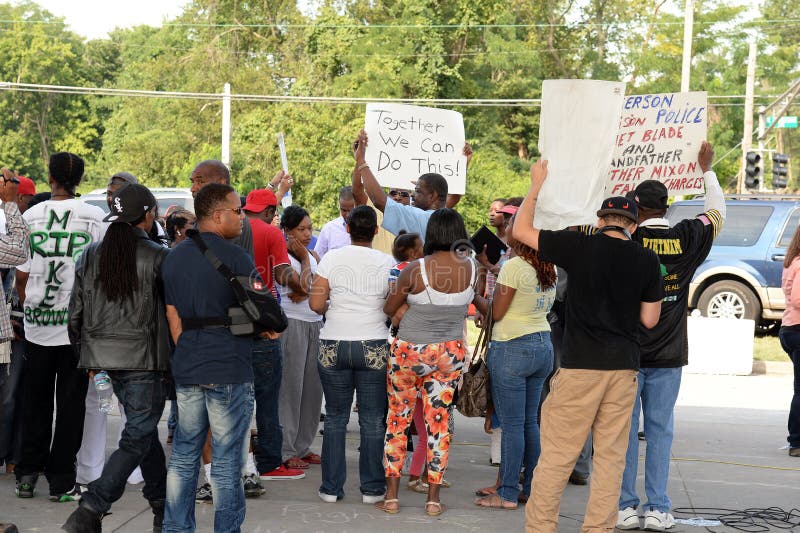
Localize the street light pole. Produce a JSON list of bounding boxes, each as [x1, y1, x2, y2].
[[680, 0, 694, 92]]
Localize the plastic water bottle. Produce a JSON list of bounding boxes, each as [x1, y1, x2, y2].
[[93, 371, 114, 414]]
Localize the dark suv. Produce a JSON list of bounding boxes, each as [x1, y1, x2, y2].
[[666, 196, 800, 330]]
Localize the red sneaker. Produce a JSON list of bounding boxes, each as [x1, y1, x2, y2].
[[259, 465, 306, 480]]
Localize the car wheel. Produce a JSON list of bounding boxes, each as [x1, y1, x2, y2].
[[697, 280, 761, 322]]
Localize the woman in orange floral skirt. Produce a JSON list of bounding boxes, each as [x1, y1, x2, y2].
[[379, 208, 480, 516]]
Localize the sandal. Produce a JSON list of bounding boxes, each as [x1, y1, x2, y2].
[[407, 479, 428, 493], [475, 485, 498, 497], [301, 452, 321, 465], [284, 457, 310, 469], [425, 501, 446, 517], [375, 498, 399, 514], [474, 494, 517, 510]]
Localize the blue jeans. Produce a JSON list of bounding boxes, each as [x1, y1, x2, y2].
[[619, 367, 682, 513], [488, 332, 553, 502], [82, 371, 167, 514], [317, 339, 388, 499], [252, 337, 283, 473], [779, 326, 800, 447], [164, 383, 254, 533]]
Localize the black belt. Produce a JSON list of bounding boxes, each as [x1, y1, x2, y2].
[[182, 317, 231, 330]]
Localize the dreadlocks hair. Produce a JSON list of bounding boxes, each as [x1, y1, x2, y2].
[[98, 214, 146, 302], [48, 152, 84, 195], [507, 230, 557, 289]]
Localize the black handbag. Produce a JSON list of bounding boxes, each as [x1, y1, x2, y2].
[[184, 229, 288, 336], [456, 303, 493, 417]]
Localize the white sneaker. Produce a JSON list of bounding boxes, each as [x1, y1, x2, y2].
[[642, 509, 675, 531], [616, 507, 641, 530], [318, 491, 338, 503], [362, 493, 386, 504]]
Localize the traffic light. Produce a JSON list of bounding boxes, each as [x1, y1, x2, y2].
[[745, 151, 761, 189], [773, 153, 789, 189]]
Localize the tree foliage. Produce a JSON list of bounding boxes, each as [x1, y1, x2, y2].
[[0, 0, 797, 228]]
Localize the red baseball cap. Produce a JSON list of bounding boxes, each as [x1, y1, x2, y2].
[[17, 176, 35, 196], [243, 189, 278, 213], [498, 205, 518, 216]]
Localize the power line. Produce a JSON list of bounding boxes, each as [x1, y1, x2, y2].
[[1, 18, 799, 30], [0, 82, 782, 108]]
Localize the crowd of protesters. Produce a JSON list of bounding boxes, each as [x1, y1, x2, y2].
[[0, 132, 738, 533]]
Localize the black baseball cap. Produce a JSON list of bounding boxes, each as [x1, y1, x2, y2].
[[597, 196, 638, 223], [104, 183, 156, 223], [630, 180, 668, 210]]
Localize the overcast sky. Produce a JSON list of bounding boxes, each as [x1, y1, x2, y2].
[[32, 0, 188, 40]]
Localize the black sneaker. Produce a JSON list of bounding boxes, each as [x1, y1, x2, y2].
[[50, 484, 86, 502], [243, 474, 265, 498], [15, 475, 37, 498], [149, 499, 165, 532], [195, 482, 213, 504], [61, 505, 101, 533]]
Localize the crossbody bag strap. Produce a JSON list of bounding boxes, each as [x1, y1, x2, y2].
[[186, 229, 260, 320]]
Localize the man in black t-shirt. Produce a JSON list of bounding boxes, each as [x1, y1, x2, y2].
[[513, 160, 664, 533], [617, 142, 724, 532]]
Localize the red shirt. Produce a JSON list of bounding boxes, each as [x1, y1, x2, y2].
[[249, 217, 290, 295]]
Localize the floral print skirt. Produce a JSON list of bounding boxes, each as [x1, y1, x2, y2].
[[383, 338, 467, 484]]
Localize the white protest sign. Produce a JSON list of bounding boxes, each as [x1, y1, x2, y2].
[[535, 79, 626, 230], [364, 103, 467, 195], [277, 132, 292, 208], [607, 91, 707, 197]]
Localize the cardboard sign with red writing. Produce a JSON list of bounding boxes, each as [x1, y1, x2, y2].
[[606, 91, 707, 197]]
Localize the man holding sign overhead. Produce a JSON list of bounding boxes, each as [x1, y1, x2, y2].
[[353, 129, 472, 241]]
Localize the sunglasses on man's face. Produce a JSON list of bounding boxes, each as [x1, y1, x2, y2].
[[389, 190, 410, 198]]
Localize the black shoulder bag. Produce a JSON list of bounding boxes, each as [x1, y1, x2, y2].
[[183, 229, 288, 336]]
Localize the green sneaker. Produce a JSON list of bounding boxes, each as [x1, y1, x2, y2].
[[49, 484, 85, 502], [15, 481, 35, 498]]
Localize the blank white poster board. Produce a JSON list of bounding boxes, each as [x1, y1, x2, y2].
[[535, 79, 626, 230]]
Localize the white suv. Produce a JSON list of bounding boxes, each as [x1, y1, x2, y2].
[[80, 187, 193, 215]]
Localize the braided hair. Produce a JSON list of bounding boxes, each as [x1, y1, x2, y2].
[[48, 152, 84, 195], [98, 214, 146, 302]]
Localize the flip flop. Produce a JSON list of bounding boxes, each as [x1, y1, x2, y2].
[[284, 457, 309, 469], [475, 485, 498, 497], [425, 501, 446, 516], [474, 494, 518, 510], [375, 498, 399, 514], [301, 453, 322, 465]]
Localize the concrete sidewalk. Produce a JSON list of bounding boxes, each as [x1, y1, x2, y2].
[[1, 372, 798, 532]]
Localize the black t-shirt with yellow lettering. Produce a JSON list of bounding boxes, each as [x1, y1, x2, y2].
[[633, 209, 722, 367]]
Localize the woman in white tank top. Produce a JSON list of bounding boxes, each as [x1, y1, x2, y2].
[[379, 208, 479, 517]]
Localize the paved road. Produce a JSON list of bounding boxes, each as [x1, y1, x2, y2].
[[1, 373, 798, 532]]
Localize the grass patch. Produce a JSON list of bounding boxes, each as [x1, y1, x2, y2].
[[753, 334, 790, 362]]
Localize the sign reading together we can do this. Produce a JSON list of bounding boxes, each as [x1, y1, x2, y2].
[[363, 103, 467, 195]]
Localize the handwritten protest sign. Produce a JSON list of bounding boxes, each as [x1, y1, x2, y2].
[[607, 91, 707, 197], [535, 79, 626, 230], [364, 103, 467, 194]]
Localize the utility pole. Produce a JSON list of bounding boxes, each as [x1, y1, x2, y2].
[[739, 37, 757, 193], [680, 0, 694, 92], [221, 83, 231, 167]]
